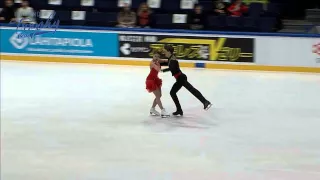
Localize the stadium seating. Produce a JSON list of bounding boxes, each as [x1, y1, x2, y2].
[[0, 0, 281, 32], [248, 2, 263, 17], [241, 17, 259, 32], [259, 17, 276, 32], [207, 15, 226, 31], [265, 3, 280, 17]]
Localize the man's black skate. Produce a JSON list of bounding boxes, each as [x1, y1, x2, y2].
[[204, 100, 212, 110], [172, 110, 183, 116]]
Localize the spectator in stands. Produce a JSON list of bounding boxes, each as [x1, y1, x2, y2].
[[188, 4, 205, 30], [227, 0, 248, 17], [137, 3, 153, 28], [15, 0, 36, 24], [213, 0, 229, 15], [117, 3, 136, 28], [0, 0, 15, 23]]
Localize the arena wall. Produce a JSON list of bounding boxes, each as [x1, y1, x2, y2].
[[0, 25, 320, 73]]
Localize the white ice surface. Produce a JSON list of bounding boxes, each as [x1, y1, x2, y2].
[[1, 61, 320, 180]]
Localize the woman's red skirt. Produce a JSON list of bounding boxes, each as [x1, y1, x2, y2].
[[146, 78, 162, 92]]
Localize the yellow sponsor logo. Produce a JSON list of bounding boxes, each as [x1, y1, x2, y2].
[[243, 0, 269, 5], [149, 44, 205, 59], [152, 37, 253, 61]]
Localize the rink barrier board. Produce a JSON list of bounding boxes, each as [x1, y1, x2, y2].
[[1, 54, 320, 73], [0, 26, 319, 72], [0, 54, 194, 67], [2, 24, 319, 38], [1, 26, 318, 67]]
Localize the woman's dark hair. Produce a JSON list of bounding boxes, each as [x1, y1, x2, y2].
[[164, 44, 174, 54]]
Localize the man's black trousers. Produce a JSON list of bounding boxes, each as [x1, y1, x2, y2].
[[170, 73, 206, 111]]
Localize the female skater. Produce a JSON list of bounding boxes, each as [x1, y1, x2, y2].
[[146, 50, 169, 117], [161, 45, 212, 116]]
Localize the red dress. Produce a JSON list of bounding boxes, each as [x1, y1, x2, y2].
[[146, 62, 162, 92], [227, 4, 248, 17]]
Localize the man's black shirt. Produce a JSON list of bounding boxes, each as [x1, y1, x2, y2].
[[161, 55, 182, 76]]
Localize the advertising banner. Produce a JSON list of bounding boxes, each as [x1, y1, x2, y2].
[[118, 33, 254, 62], [312, 40, 320, 64], [256, 37, 320, 67], [243, 0, 269, 5], [0, 29, 119, 57]]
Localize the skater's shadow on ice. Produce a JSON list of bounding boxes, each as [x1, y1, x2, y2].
[[142, 108, 217, 131]]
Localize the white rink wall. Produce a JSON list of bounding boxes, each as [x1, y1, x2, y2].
[[0, 26, 320, 72]]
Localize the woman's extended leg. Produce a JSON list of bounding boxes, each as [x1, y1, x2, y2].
[[153, 89, 163, 109], [152, 98, 157, 108], [149, 87, 161, 115], [154, 88, 169, 117]]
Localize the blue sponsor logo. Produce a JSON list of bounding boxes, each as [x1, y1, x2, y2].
[[0, 28, 119, 57]]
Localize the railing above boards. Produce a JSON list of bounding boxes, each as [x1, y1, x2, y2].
[[1, 23, 320, 38]]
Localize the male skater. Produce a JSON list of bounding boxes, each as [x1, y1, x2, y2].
[[161, 45, 212, 116]]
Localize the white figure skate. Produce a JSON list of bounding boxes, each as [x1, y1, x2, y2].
[[150, 107, 160, 116], [161, 108, 170, 118]]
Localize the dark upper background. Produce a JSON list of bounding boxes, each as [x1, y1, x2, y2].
[[0, 0, 319, 33]]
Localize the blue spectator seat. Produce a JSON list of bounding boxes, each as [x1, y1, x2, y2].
[[248, 3, 263, 17], [241, 17, 258, 32], [161, 0, 180, 13], [105, 12, 117, 25], [86, 12, 109, 26], [37, 10, 57, 23], [62, 0, 81, 8], [198, 1, 213, 12], [154, 14, 172, 29], [266, 3, 280, 17], [72, 19, 85, 26], [226, 16, 241, 31], [94, 0, 118, 11], [0, 0, 285, 32], [131, 0, 146, 9], [172, 14, 189, 29], [207, 15, 226, 30], [259, 17, 276, 32], [55, 10, 71, 25], [0, 0, 4, 8], [29, 0, 51, 10]]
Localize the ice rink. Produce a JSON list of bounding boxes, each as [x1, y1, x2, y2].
[[1, 60, 320, 180]]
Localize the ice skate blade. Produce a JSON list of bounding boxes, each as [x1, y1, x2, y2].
[[161, 115, 170, 118], [150, 112, 160, 116], [205, 104, 212, 111]]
